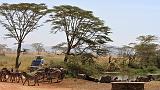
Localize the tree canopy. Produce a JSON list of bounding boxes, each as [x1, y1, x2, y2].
[[51, 42, 67, 54], [0, 3, 47, 41], [134, 35, 158, 67], [47, 5, 112, 62], [31, 43, 45, 55], [0, 3, 48, 68]]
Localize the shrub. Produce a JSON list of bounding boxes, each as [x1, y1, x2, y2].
[[49, 60, 66, 68], [128, 63, 141, 69], [107, 62, 120, 72], [66, 55, 97, 77], [66, 61, 81, 77], [133, 69, 147, 75], [51, 54, 106, 77], [144, 66, 158, 73], [128, 66, 158, 75]]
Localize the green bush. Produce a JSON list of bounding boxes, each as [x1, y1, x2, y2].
[[94, 63, 106, 72], [144, 66, 158, 73], [49, 60, 66, 68], [49, 54, 106, 78], [66, 61, 81, 77], [66, 55, 101, 77], [127, 66, 158, 75], [134, 69, 147, 75], [107, 62, 120, 72], [128, 63, 141, 69]]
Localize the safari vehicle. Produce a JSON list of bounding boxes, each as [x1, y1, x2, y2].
[[28, 55, 45, 72]]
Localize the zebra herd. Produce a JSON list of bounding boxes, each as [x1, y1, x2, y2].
[[0, 67, 65, 86]]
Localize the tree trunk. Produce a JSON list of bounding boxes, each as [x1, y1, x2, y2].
[[64, 47, 71, 62], [15, 42, 22, 69], [38, 51, 40, 55]]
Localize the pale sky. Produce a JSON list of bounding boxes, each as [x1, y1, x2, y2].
[[0, 0, 160, 48]]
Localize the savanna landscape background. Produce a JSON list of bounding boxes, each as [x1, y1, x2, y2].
[[0, 0, 160, 90]]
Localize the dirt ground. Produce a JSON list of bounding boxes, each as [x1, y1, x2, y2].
[[0, 78, 159, 90]]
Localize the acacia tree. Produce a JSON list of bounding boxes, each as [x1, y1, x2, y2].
[[134, 35, 158, 67], [117, 45, 134, 58], [51, 42, 67, 54], [31, 43, 45, 55], [48, 5, 112, 62], [156, 48, 160, 68], [0, 3, 47, 69], [0, 44, 7, 55]]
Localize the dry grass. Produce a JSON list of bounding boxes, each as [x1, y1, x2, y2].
[[0, 53, 112, 71], [0, 53, 64, 71]]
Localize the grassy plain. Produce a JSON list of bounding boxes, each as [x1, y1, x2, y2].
[[1, 53, 160, 76], [0, 53, 64, 71]]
